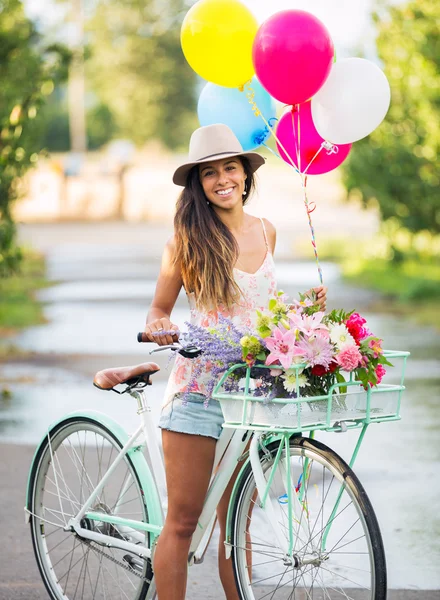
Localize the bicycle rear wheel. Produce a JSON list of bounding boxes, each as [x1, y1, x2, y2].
[[230, 435, 386, 600], [28, 417, 153, 600]]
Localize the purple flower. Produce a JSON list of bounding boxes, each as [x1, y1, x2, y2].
[[295, 334, 334, 368]]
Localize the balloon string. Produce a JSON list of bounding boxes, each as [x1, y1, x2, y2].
[[296, 104, 302, 173], [243, 81, 299, 173], [302, 141, 338, 175], [302, 176, 324, 284], [302, 145, 324, 175], [244, 82, 323, 284], [261, 142, 281, 160], [291, 104, 324, 285]]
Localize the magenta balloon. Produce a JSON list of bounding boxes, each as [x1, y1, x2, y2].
[[253, 10, 334, 105], [276, 102, 351, 175]]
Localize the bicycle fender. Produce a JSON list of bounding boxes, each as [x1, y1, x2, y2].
[[25, 410, 163, 533]]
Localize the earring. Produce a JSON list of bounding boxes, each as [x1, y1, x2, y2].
[[207, 200, 210, 205]]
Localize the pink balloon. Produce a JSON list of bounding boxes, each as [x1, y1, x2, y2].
[[253, 10, 334, 105], [276, 102, 352, 175]]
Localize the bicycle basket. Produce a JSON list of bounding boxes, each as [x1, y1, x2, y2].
[[212, 350, 410, 433]]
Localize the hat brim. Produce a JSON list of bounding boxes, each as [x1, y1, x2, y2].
[[172, 151, 266, 187]]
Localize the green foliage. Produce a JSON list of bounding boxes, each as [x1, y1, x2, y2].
[[323, 308, 355, 326], [343, 0, 440, 234], [0, 0, 68, 275], [87, 103, 117, 150], [39, 86, 116, 151], [85, 0, 198, 150], [344, 256, 440, 301], [0, 249, 48, 330]]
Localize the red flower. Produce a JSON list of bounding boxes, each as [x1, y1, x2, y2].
[[311, 361, 338, 376], [311, 364, 326, 376]]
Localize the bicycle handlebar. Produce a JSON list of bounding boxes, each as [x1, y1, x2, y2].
[[137, 332, 203, 359]]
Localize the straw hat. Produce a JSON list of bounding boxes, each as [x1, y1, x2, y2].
[[172, 124, 266, 186]]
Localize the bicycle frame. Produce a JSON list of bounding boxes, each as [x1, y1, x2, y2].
[[29, 382, 382, 571], [61, 388, 252, 565]]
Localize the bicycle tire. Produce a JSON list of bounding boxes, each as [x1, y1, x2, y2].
[[28, 416, 154, 600], [230, 435, 387, 600]]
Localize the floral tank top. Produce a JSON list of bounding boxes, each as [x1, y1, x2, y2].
[[163, 218, 277, 406]]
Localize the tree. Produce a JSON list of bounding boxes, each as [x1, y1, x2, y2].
[[85, 0, 198, 150], [0, 0, 68, 275], [343, 0, 440, 234]]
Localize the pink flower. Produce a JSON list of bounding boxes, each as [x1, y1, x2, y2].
[[336, 346, 362, 371], [289, 311, 329, 339], [346, 313, 371, 343], [245, 353, 256, 367], [265, 326, 298, 369], [294, 334, 334, 368], [368, 338, 383, 358], [360, 355, 369, 368], [375, 364, 386, 384]]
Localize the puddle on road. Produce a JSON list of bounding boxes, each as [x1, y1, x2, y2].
[[0, 363, 166, 445]]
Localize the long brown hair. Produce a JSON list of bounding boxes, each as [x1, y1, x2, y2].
[[174, 156, 256, 311]]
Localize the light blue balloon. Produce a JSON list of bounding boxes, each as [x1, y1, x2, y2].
[[197, 77, 277, 151]]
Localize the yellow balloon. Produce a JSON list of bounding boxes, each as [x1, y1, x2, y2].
[[181, 0, 258, 88]]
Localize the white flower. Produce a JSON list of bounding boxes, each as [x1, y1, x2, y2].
[[281, 369, 308, 393], [329, 323, 356, 350]]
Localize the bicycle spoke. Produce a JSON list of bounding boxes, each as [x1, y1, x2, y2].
[[30, 420, 149, 600], [319, 564, 370, 590], [232, 440, 383, 600], [329, 533, 366, 554]]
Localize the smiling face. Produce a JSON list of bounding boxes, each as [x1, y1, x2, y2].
[[199, 157, 247, 210]]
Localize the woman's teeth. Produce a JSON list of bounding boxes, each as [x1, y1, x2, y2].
[[216, 187, 234, 196]]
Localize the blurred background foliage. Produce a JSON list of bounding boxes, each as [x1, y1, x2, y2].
[[40, 0, 198, 151], [343, 0, 439, 237], [0, 0, 69, 276], [84, 0, 198, 149], [0, 0, 439, 327], [340, 0, 439, 317]]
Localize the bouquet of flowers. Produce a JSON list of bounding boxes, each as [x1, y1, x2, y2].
[[182, 290, 392, 403]]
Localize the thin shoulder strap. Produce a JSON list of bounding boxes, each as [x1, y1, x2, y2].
[[259, 217, 269, 250]]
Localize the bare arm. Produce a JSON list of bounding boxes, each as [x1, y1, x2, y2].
[[144, 236, 183, 345]]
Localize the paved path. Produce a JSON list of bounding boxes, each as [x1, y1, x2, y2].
[[1, 222, 438, 598], [1, 443, 438, 600]]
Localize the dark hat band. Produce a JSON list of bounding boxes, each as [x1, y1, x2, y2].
[[195, 150, 241, 162]]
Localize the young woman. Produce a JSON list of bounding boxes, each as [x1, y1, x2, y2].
[[143, 124, 327, 599]]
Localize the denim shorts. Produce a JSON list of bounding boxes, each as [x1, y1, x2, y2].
[[158, 393, 225, 440]]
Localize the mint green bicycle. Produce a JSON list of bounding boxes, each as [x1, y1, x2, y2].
[[25, 342, 409, 600]]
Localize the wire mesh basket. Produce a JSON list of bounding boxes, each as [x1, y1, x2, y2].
[[212, 350, 409, 433]]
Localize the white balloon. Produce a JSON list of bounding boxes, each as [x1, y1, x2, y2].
[[311, 57, 391, 144]]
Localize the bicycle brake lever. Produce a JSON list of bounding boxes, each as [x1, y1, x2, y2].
[[149, 344, 181, 354]]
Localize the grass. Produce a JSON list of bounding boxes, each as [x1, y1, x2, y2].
[[343, 258, 440, 328], [296, 236, 440, 329], [0, 250, 50, 336]]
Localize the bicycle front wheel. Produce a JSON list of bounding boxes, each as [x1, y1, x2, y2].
[[28, 417, 153, 600], [230, 435, 386, 600]]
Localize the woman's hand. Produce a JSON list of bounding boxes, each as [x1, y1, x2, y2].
[[312, 285, 328, 311], [143, 318, 180, 346]]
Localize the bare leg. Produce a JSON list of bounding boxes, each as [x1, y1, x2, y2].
[[154, 430, 217, 600]]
